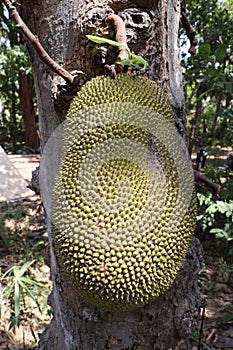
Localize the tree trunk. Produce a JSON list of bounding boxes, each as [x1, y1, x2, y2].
[[188, 86, 203, 155], [211, 95, 222, 137], [18, 73, 40, 149], [20, 1, 203, 349], [10, 82, 17, 152]]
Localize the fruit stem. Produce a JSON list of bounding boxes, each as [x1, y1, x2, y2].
[[105, 14, 130, 74]]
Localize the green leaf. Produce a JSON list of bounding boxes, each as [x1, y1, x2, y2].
[[215, 44, 228, 62], [198, 43, 211, 59], [196, 214, 204, 221], [20, 276, 45, 288], [210, 228, 223, 233], [14, 282, 21, 324], [131, 54, 148, 71], [206, 203, 218, 214], [215, 232, 225, 239], [2, 265, 16, 279], [117, 58, 132, 66], [9, 315, 20, 330], [216, 200, 232, 214], [13, 260, 36, 279], [86, 34, 147, 71], [215, 81, 225, 89], [18, 280, 42, 313], [118, 54, 148, 71], [86, 35, 129, 51]]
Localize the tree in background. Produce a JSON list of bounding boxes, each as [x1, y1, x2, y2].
[[181, 0, 233, 152], [0, 3, 39, 151]]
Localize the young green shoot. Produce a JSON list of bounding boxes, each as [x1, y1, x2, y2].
[[2, 260, 46, 329], [86, 35, 148, 72]]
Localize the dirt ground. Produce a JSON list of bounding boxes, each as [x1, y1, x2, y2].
[[0, 196, 51, 350]]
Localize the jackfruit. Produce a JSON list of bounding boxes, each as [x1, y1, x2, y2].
[[52, 74, 196, 312]]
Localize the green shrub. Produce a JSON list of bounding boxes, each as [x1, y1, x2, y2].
[[197, 193, 233, 255]]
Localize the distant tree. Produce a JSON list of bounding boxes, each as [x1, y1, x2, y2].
[[0, 3, 39, 150], [181, 0, 233, 151]]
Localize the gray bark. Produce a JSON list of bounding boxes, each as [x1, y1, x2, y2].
[[20, 1, 204, 349]]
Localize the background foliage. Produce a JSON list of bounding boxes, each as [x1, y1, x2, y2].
[[181, 0, 233, 150], [0, 3, 37, 152]]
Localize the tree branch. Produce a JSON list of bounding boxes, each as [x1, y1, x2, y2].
[[194, 171, 221, 196], [2, 0, 75, 85], [181, 11, 198, 55], [105, 14, 129, 62], [105, 13, 129, 76]]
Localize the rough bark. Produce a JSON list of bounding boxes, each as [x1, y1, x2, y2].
[[19, 1, 204, 349]]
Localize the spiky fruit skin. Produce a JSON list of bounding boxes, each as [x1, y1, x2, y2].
[[52, 74, 196, 312]]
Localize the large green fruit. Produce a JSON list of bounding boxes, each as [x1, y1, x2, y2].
[[52, 74, 196, 312]]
